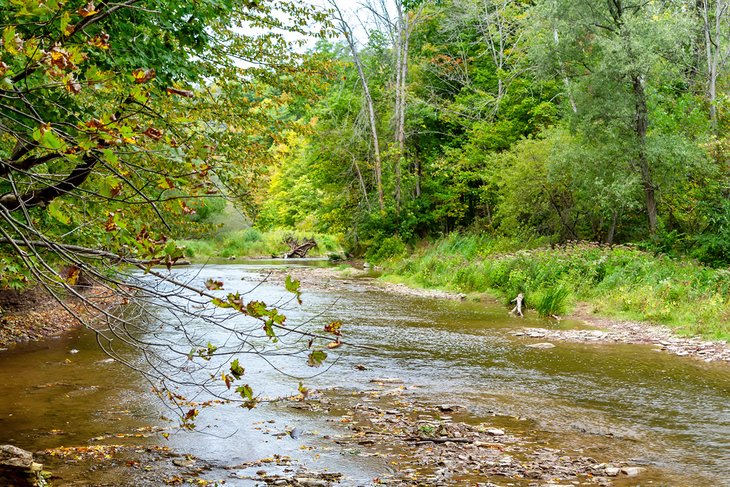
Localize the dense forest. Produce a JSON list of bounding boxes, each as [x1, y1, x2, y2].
[[256, 0, 730, 267], [2, 0, 730, 283]]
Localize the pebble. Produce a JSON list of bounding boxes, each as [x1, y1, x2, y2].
[[294, 478, 329, 486], [526, 342, 556, 349], [172, 458, 195, 467], [605, 466, 620, 476]]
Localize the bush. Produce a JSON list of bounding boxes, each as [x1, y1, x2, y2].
[[531, 285, 570, 317], [365, 236, 408, 263]]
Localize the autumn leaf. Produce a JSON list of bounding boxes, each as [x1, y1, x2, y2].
[[78, 1, 98, 17], [143, 127, 163, 140], [204, 279, 223, 290], [324, 320, 342, 336], [132, 68, 156, 84], [88, 33, 110, 49], [166, 87, 194, 97]]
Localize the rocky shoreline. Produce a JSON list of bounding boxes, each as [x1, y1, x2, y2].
[[293, 384, 653, 486], [267, 266, 730, 365]]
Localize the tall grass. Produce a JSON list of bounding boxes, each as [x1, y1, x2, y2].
[[383, 236, 730, 340], [178, 228, 342, 259]]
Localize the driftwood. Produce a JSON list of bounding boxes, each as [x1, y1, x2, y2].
[[283, 236, 317, 258], [509, 293, 524, 317]]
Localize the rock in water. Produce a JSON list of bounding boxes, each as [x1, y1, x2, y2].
[[622, 466, 643, 476], [525, 342, 555, 349], [0, 445, 42, 486]]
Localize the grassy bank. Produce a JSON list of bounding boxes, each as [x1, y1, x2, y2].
[[179, 228, 343, 260], [378, 234, 730, 341]]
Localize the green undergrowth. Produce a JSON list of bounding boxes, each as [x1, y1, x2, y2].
[[380, 234, 730, 340], [179, 228, 342, 260]]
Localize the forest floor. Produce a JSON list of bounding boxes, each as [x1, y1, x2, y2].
[[268, 266, 730, 365]]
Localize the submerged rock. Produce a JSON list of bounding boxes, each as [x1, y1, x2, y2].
[[526, 342, 556, 349]]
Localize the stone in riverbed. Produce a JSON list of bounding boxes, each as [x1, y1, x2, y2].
[[0, 445, 42, 486], [526, 342, 555, 349], [486, 428, 505, 436], [622, 466, 643, 476], [295, 478, 329, 487], [605, 466, 620, 476]]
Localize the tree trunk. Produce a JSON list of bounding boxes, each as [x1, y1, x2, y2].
[[393, 6, 410, 212], [701, 0, 726, 133], [606, 209, 618, 245], [330, 1, 384, 211], [633, 74, 657, 234]]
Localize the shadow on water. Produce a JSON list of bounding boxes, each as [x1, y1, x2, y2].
[[0, 262, 728, 485]]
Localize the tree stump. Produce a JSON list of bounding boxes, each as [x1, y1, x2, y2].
[[509, 293, 524, 317]]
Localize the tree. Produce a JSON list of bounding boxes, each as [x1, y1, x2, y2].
[[699, 0, 730, 131], [534, 0, 699, 235], [0, 0, 348, 420]]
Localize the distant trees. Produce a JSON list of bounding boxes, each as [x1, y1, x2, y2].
[[260, 0, 730, 264]]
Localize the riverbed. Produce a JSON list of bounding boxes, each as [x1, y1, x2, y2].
[[0, 262, 728, 486]]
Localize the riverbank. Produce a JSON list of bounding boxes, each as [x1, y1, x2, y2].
[[373, 236, 730, 342], [0, 286, 122, 349], [179, 228, 343, 260], [266, 265, 730, 364]]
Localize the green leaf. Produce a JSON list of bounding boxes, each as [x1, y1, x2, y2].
[[285, 274, 301, 304], [246, 300, 267, 318], [230, 359, 244, 379], [307, 350, 327, 367], [235, 384, 253, 400], [47, 200, 70, 224]]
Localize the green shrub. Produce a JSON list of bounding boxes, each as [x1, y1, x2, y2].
[[365, 236, 407, 263], [531, 285, 570, 317]]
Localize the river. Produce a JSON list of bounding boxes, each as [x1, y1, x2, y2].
[[0, 261, 728, 486]]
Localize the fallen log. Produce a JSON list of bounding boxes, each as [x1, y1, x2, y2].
[[283, 236, 317, 258]]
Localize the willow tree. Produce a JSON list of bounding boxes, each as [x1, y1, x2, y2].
[[534, 0, 701, 236]]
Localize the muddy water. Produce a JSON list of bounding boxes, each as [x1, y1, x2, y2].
[[0, 262, 729, 486]]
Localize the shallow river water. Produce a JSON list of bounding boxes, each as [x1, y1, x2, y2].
[[0, 262, 729, 486]]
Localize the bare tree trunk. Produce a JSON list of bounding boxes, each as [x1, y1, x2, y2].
[[393, 3, 410, 212], [352, 155, 371, 211], [554, 28, 578, 114], [330, 2, 384, 211], [701, 0, 727, 133]]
